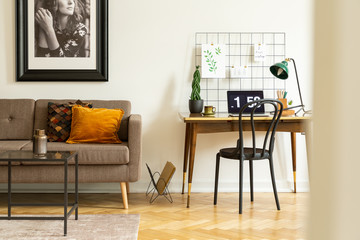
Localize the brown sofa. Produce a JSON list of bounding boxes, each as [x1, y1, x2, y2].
[[0, 99, 142, 209]]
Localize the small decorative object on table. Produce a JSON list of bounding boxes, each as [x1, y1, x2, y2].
[[189, 66, 204, 113], [33, 129, 47, 156], [276, 90, 295, 116], [203, 105, 216, 116], [278, 98, 295, 116]]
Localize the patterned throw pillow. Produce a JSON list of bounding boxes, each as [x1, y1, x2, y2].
[[47, 100, 92, 142]]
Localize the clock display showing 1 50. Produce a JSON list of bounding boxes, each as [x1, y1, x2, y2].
[[227, 91, 265, 114]]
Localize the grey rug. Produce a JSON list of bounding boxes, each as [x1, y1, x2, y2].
[[0, 214, 140, 240]]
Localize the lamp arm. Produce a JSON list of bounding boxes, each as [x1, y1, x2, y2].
[[289, 58, 305, 107]]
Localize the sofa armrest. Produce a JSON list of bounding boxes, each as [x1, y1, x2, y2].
[[128, 114, 142, 182]]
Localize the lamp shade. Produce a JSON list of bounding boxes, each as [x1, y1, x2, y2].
[[270, 61, 289, 79]]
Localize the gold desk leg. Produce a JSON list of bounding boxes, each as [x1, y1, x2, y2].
[[293, 171, 297, 193], [182, 173, 186, 194], [182, 123, 191, 194], [187, 183, 192, 208], [186, 123, 197, 208]]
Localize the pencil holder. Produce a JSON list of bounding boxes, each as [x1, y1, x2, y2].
[[278, 98, 295, 116], [278, 98, 288, 109]]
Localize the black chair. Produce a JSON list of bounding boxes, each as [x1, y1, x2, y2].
[[214, 99, 283, 214]]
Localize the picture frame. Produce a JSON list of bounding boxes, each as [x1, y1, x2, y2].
[[16, 0, 108, 82]]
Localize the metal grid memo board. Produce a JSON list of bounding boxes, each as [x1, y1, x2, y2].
[[195, 32, 287, 113]]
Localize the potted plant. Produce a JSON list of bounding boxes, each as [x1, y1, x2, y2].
[[189, 66, 204, 113]]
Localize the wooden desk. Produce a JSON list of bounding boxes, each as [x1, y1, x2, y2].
[[179, 112, 311, 208]]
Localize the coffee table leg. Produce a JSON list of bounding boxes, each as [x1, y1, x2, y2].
[[64, 161, 68, 236], [8, 161, 11, 219], [75, 154, 78, 220]]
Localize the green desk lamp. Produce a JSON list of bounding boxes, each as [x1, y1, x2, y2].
[[270, 58, 311, 115]]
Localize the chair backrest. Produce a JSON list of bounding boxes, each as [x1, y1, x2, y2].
[[237, 99, 283, 158]]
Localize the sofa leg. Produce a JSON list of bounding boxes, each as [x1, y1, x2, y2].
[[126, 182, 130, 193], [120, 182, 129, 209]]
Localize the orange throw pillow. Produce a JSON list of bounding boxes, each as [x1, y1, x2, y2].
[[66, 106, 124, 144]]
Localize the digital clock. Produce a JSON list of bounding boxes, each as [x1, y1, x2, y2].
[[227, 91, 265, 114]]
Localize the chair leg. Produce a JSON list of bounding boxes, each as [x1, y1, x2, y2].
[[120, 182, 129, 209], [239, 159, 244, 214], [214, 152, 220, 205], [269, 158, 280, 210], [249, 160, 254, 202]]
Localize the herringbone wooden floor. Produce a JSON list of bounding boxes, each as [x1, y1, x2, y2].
[[0, 192, 308, 240]]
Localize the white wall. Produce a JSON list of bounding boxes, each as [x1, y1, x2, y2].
[[0, 0, 313, 193]]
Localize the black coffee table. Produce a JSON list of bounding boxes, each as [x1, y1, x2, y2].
[[0, 151, 78, 236]]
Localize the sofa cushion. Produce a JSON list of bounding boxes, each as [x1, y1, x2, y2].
[[0, 140, 32, 165], [0, 99, 35, 140], [21, 142, 129, 165], [47, 102, 72, 142], [67, 107, 124, 144], [47, 101, 93, 142], [34, 100, 131, 141]]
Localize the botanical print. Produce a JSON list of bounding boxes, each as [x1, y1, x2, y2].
[[203, 47, 221, 74], [34, 0, 91, 58], [201, 44, 226, 78]]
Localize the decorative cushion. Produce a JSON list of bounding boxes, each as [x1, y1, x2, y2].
[[47, 100, 92, 142], [66, 106, 124, 144]]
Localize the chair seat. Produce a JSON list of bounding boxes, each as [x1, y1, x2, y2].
[[219, 147, 270, 160]]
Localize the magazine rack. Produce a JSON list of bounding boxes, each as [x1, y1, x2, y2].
[[146, 162, 176, 203]]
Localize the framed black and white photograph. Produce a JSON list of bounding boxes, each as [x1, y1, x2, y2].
[[16, 0, 108, 81]]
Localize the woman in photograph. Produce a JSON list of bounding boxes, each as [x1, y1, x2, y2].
[[35, 0, 89, 57]]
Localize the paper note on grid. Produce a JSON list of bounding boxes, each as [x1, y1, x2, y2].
[[230, 65, 248, 78], [253, 43, 266, 62], [201, 44, 226, 78]]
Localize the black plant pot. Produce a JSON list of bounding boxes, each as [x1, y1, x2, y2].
[[189, 100, 204, 113]]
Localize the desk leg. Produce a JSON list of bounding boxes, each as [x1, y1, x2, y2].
[[182, 123, 191, 194], [291, 132, 297, 193], [305, 122, 312, 180], [187, 123, 197, 208]]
